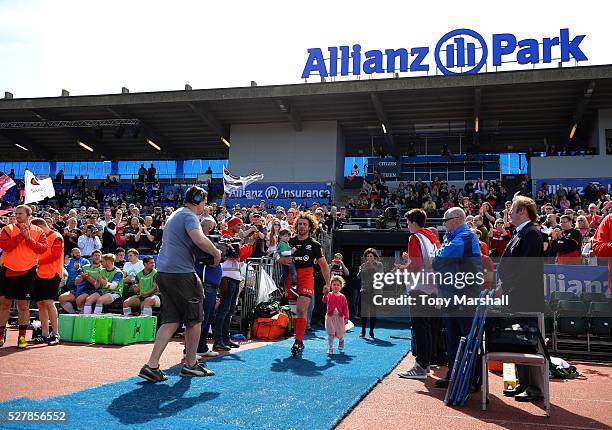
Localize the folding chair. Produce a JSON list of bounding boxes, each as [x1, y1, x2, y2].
[[482, 312, 550, 417]]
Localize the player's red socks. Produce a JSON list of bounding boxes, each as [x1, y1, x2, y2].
[[294, 317, 306, 341]]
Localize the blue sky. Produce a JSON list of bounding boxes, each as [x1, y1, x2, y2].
[[0, 0, 609, 98]]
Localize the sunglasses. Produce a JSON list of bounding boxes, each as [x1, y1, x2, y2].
[[443, 216, 460, 223]]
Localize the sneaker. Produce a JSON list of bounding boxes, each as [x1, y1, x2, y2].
[[327, 347, 333, 354], [338, 339, 345, 352], [212, 342, 231, 352], [224, 339, 240, 349], [47, 334, 60, 346], [138, 364, 169, 382], [32, 334, 48, 344], [398, 363, 428, 379], [180, 362, 215, 377], [17, 335, 27, 348], [201, 350, 219, 358]]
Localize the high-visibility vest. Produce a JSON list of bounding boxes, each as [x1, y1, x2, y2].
[[1, 224, 45, 272], [37, 231, 64, 279]]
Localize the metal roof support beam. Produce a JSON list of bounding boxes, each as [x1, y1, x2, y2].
[[106, 107, 179, 158], [0, 129, 52, 159], [186, 102, 227, 140], [30, 109, 113, 159], [275, 99, 303, 131], [370, 92, 398, 157]]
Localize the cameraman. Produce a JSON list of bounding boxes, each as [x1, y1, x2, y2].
[[195, 216, 222, 358], [77, 224, 102, 259], [213, 217, 255, 352], [139, 186, 221, 381]]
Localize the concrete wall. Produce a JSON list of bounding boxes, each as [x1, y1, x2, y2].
[[530, 154, 612, 180], [229, 121, 342, 184]]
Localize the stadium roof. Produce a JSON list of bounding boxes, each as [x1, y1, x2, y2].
[[1, 64, 612, 161]]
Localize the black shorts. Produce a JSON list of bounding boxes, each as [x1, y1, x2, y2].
[[0, 267, 37, 301], [157, 272, 203, 327], [35, 275, 61, 301]]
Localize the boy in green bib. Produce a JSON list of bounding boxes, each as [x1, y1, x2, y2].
[[123, 256, 160, 316], [83, 253, 124, 314]]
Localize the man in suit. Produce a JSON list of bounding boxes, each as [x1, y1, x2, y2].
[[497, 196, 545, 402]]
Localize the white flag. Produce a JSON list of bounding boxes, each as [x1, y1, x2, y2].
[[223, 167, 264, 196], [24, 170, 55, 204]]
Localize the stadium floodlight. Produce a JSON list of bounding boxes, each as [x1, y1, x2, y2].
[[475, 116, 479, 133], [15, 143, 28, 151], [147, 138, 161, 151], [78, 140, 94, 152], [569, 123, 577, 139], [221, 137, 231, 148], [381, 123, 387, 134]]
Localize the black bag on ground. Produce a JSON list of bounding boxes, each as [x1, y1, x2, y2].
[[252, 299, 281, 319], [485, 314, 540, 354]]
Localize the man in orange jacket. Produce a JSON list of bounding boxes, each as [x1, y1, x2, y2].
[[0, 205, 48, 348], [31, 218, 64, 346]]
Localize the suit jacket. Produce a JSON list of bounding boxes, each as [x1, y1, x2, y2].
[[497, 222, 545, 313]]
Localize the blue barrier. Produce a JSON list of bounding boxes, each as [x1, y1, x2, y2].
[[544, 264, 609, 300]]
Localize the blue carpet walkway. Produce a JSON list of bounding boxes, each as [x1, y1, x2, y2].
[[0, 325, 411, 430]]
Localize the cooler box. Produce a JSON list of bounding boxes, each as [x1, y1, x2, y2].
[[58, 314, 78, 342], [93, 315, 114, 344], [72, 316, 97, 343], [110, 316, 157, 345], [138, 315, 157, 342]]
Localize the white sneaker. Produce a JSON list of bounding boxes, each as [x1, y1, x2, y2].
[[398, 363, 428, 379], [201, 350, 219, 358]]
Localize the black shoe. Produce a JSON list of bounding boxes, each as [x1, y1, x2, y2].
[[434, 378, 450, 388], [369, 330, 375, 338], [224, 340, 240, 348], [180, 362, 215, 377], [359, 331, 366, 337], [32, 335, 48, 344], [47, 334, 60, 346], [138, 364, 168, 382], [213, 342, 231, 352], [514, 388, 542, 403], [504, 385, 527, 397], [291, 340, 304, 357]]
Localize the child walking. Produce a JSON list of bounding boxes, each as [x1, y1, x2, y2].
[[322, 275, 350, 354]]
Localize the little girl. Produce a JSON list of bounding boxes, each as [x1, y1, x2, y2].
[[322, 275, 350, 354]]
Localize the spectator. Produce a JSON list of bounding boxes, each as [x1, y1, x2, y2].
[[551, 214, 582, 264], [114, 247, 126, 269], [124, 217, 141, 250], [55, 169, 64, 183], [147, 163, 157, 182], [576, 215, 592, 238], [357, 248, 383, 338], [587, 203, 603, 230], [325, 206, 344, 231], [77, 224, 102, 259], [138, 164, 147, 182], [65, 248, 90, 291], [592, 213, 612, 299], [474, 215, 490, 247], [266, 219, 282, 256], [123, 255, 159, 316], [137, 216, 158, 254]]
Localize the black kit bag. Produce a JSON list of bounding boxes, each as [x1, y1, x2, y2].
[[485, 312, 541, 354]]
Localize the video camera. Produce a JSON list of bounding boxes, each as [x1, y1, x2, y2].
[[192, 235, 242, 266], [376, 205, 401, 230]]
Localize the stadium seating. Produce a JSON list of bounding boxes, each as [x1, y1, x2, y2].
[[550, 291, 580, 311], [555, 300, 588, 335], [588, 301, 612, 337]]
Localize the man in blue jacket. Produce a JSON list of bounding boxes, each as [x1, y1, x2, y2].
[[432, 207, 483, 389]]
